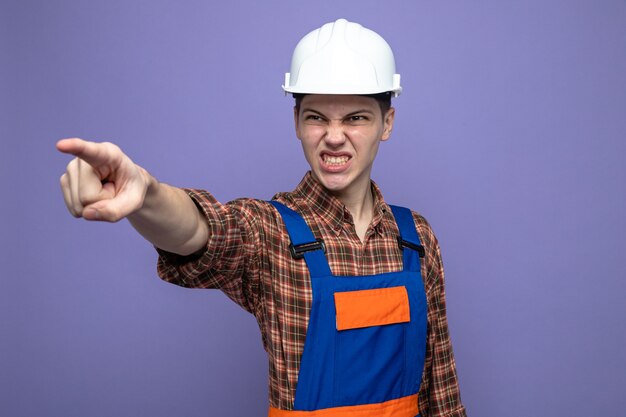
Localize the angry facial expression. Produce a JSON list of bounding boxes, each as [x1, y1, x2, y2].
[[294, 94, 395, 201]]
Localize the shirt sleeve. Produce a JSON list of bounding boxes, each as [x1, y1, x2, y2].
[[414, 214, 467, 417], [156, 188, 262, 315]]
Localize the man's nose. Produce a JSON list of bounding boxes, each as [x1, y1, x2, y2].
[[324, 121, 346, 146]]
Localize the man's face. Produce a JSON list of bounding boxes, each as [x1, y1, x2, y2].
[[294, 94, 395, 200]]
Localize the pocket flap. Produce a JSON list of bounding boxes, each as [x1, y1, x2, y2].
[[334, 286, 410, 331]]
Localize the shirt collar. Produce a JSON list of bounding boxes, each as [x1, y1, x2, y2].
[[291, 172, 396, 237]]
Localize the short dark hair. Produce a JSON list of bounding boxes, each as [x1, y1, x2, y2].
[[294, 92, 392, 118]]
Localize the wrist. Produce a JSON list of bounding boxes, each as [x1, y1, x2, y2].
[[126, 166, 159, 221]]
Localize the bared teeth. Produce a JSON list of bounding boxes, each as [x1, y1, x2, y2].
[[324, 155, 349, 165]]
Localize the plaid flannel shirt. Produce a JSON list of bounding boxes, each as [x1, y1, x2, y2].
[[157, 172, 466, 417]]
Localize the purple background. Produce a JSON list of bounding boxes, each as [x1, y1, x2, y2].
[[2, 1, 625, 416]]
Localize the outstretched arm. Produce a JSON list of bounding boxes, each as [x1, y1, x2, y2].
[[57, 138, 208, 255]]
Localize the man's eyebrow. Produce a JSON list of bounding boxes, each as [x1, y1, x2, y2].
[[301, 108, 326, 117], [344, 109, 375, 117]]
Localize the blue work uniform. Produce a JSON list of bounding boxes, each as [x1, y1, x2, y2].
[[268, 202, 428, 417]]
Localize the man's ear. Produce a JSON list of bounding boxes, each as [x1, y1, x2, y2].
[[293, 106, 301, 140], [381, 107, 395, 141]]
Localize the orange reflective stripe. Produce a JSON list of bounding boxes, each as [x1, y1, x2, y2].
[[268, 394, 419, 417], [334, 286, 410, 331]]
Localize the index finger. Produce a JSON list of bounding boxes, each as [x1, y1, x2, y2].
[[56, 138, 118, 167]]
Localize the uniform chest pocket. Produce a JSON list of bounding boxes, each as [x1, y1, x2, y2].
[[334, 286, 411, 330], [332, 285, 412, 405]]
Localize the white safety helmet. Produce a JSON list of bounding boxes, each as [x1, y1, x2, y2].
[[283, 18, 402, 97]]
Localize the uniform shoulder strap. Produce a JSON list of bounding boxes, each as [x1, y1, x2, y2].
[[389, 205, 425, 272], [269, 201, 332, 277]]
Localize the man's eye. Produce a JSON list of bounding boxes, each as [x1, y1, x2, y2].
[[305, 115, 322, 121], [349, 115, 368, 122]]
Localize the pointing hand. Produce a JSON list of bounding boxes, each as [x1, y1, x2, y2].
[[57, 138, 150, 222]]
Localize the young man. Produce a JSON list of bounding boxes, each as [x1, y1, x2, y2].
[[58, 19, 466, 417]]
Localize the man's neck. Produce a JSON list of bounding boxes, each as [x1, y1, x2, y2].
[[335, 184, 375, 243]]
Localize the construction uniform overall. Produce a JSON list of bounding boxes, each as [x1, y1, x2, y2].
[[269, 202, 428, 417]]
